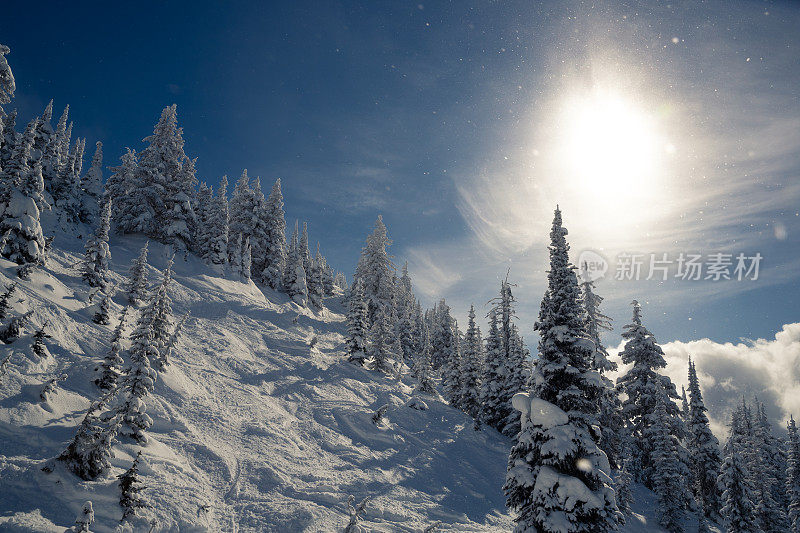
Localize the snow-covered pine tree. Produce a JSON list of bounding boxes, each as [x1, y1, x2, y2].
[[307, 243, 325, 308], [0, 311, 31, 344], [459, 304, 484, 422], [0, 123, 47, 266], [248, 177, 270, 282], [53, 135, 82, 223], [228, 169, 257, 262], [82, 199, 112, 290], [93, 286, 113, 325], [0, 44, 15, 116], [70, 501, 95, 533], [31, 100, 53, 162], [334, 272, 347, 292], [126, 241, 149, 305], [480, 309, 507, 431], [0, 109, 18, 170], [787, 415, 800, 533], [616, 300, 686, 486], [0, 282, 16, 320], [162, 153, 197, 255], [320, 255, 335, 297], [580, 268, 623, 468], [346, 278, 369, 366], [685, 357, 723, 521], [52, 105, 69, 168], [149, 258, 175, 371], [431, 300, 462, 407], [367, 306, 399, 374], [207, 175, 229, 271], [299, 222, 312, 279], [344, 495, 369, 533], [105, 148, 138, 229], [230, 233, 243, 277], [120, 105, 189, 239], [116, 261, 174, 442], [647, 390, 689, 533], [194, 181, 213, 260], [262, 178, 286, 289], [719, 440, 758, 533], [504, 207, 619, 532], [241, 236, 252, 280], [118, 451, 146, 521], [79, 141, 103, 224], [21, 159, 49, 214], [283, 222, 308, 305], [616, 441, 634, 518], [31, 322, 51, 358], [752, 401, 789, 532], [414, 321, 436, 394], [394, 262, 417, 366], [95, 306, 128, 391], [502, 323, 529, 437], [353, 215, 395, 326], [57, 397, 119, 480]]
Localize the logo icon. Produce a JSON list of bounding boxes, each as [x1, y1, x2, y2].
[[578, 250, 608, 282]]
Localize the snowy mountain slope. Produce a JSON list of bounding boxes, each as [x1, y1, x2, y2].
[[0, 228, 714, 532], [0, 231, 515, 532]]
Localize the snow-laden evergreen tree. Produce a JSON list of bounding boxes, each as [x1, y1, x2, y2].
[[283, 222, 308, 305], [70, 501, 95, 533], [22, 159, 49, 215], [119, 105, 190, 240], [32, 322, 51, 358], [116, 260, 174, 442], [0, 44, 15, 116], [0, 123, 47, 266], [680, 386, 689, 423], [719, 440, 757, 533], [118, 451, 146, 521], [79, 141, 103, 224], [307, 243, 325, 308], [0, 109, 18, 170], [616, 300, 686, 486], [685, 357, 723, 521], [368, 306, 399, 374], [262, 178, 286, 289], [241, 236, 252, 280], [149, 258, 175, 371], [480, 309, 507, 431], [616, 441, 634, 518], [228, 169, 258, 261], [248, 177, 270, 281], [163, 153, 197, 255], [353, 215, 395, 326], [299, 222, 312, 279], [344, 495, 369, 533], [787, 415, 800, 533], [125, 241, 149, 305], [460, 305, 484, 422], [52, 134, 82, 223], [320, 254, 335, 296], [334, 272, 347, 292], [52, 105, 69, 168], [502, 323, 530, 437], [431, 300, 462, 407], [230, 233, 243, 278], [414, 321, 436, 394], [93, 286, 113, 325], [105, 148, 138, 228], [0, 311, 31, 344], [648, 391, 689, 533], [82, 199, 112, 290], [505, 207, 619, 532], [194, 181, 213, 259], [346, 278, 369, 366], [0, 282, 16, 320], [95, 306, 128, 391], [752, 401, 789, 532], [57, 397, 118, 481], [207, 175, 229, 271], [395, 263, 419, 367], [580, 268, 623, 467]]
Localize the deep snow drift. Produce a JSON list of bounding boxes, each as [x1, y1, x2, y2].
[[0, 226, 696, 532]]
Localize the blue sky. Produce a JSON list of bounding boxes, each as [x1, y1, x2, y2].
[[2, 0, 798, 348]]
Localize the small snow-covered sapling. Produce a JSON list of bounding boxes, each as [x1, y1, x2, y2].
[[344, 494, 369, 533], [16, 262, 35, 280], [32, 322, 51, 358], [92, 287, 113, 325], [371, 404, 389, 425], [0, 282, 18, 320], [39, 373, 67, 403], [424, 521, 442, 532], [71, 501, 94, 532], [0, 311, 32, 343], [118, 451, 146, 521]]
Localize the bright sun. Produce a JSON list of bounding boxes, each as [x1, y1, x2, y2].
[[555, 91, 664, 219]]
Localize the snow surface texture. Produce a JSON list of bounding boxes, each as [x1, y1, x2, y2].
[[0, 222, 691, 532]]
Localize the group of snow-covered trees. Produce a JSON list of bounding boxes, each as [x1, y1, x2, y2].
[[345, 207, 800, 533], [104, 105, 339, 306]]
